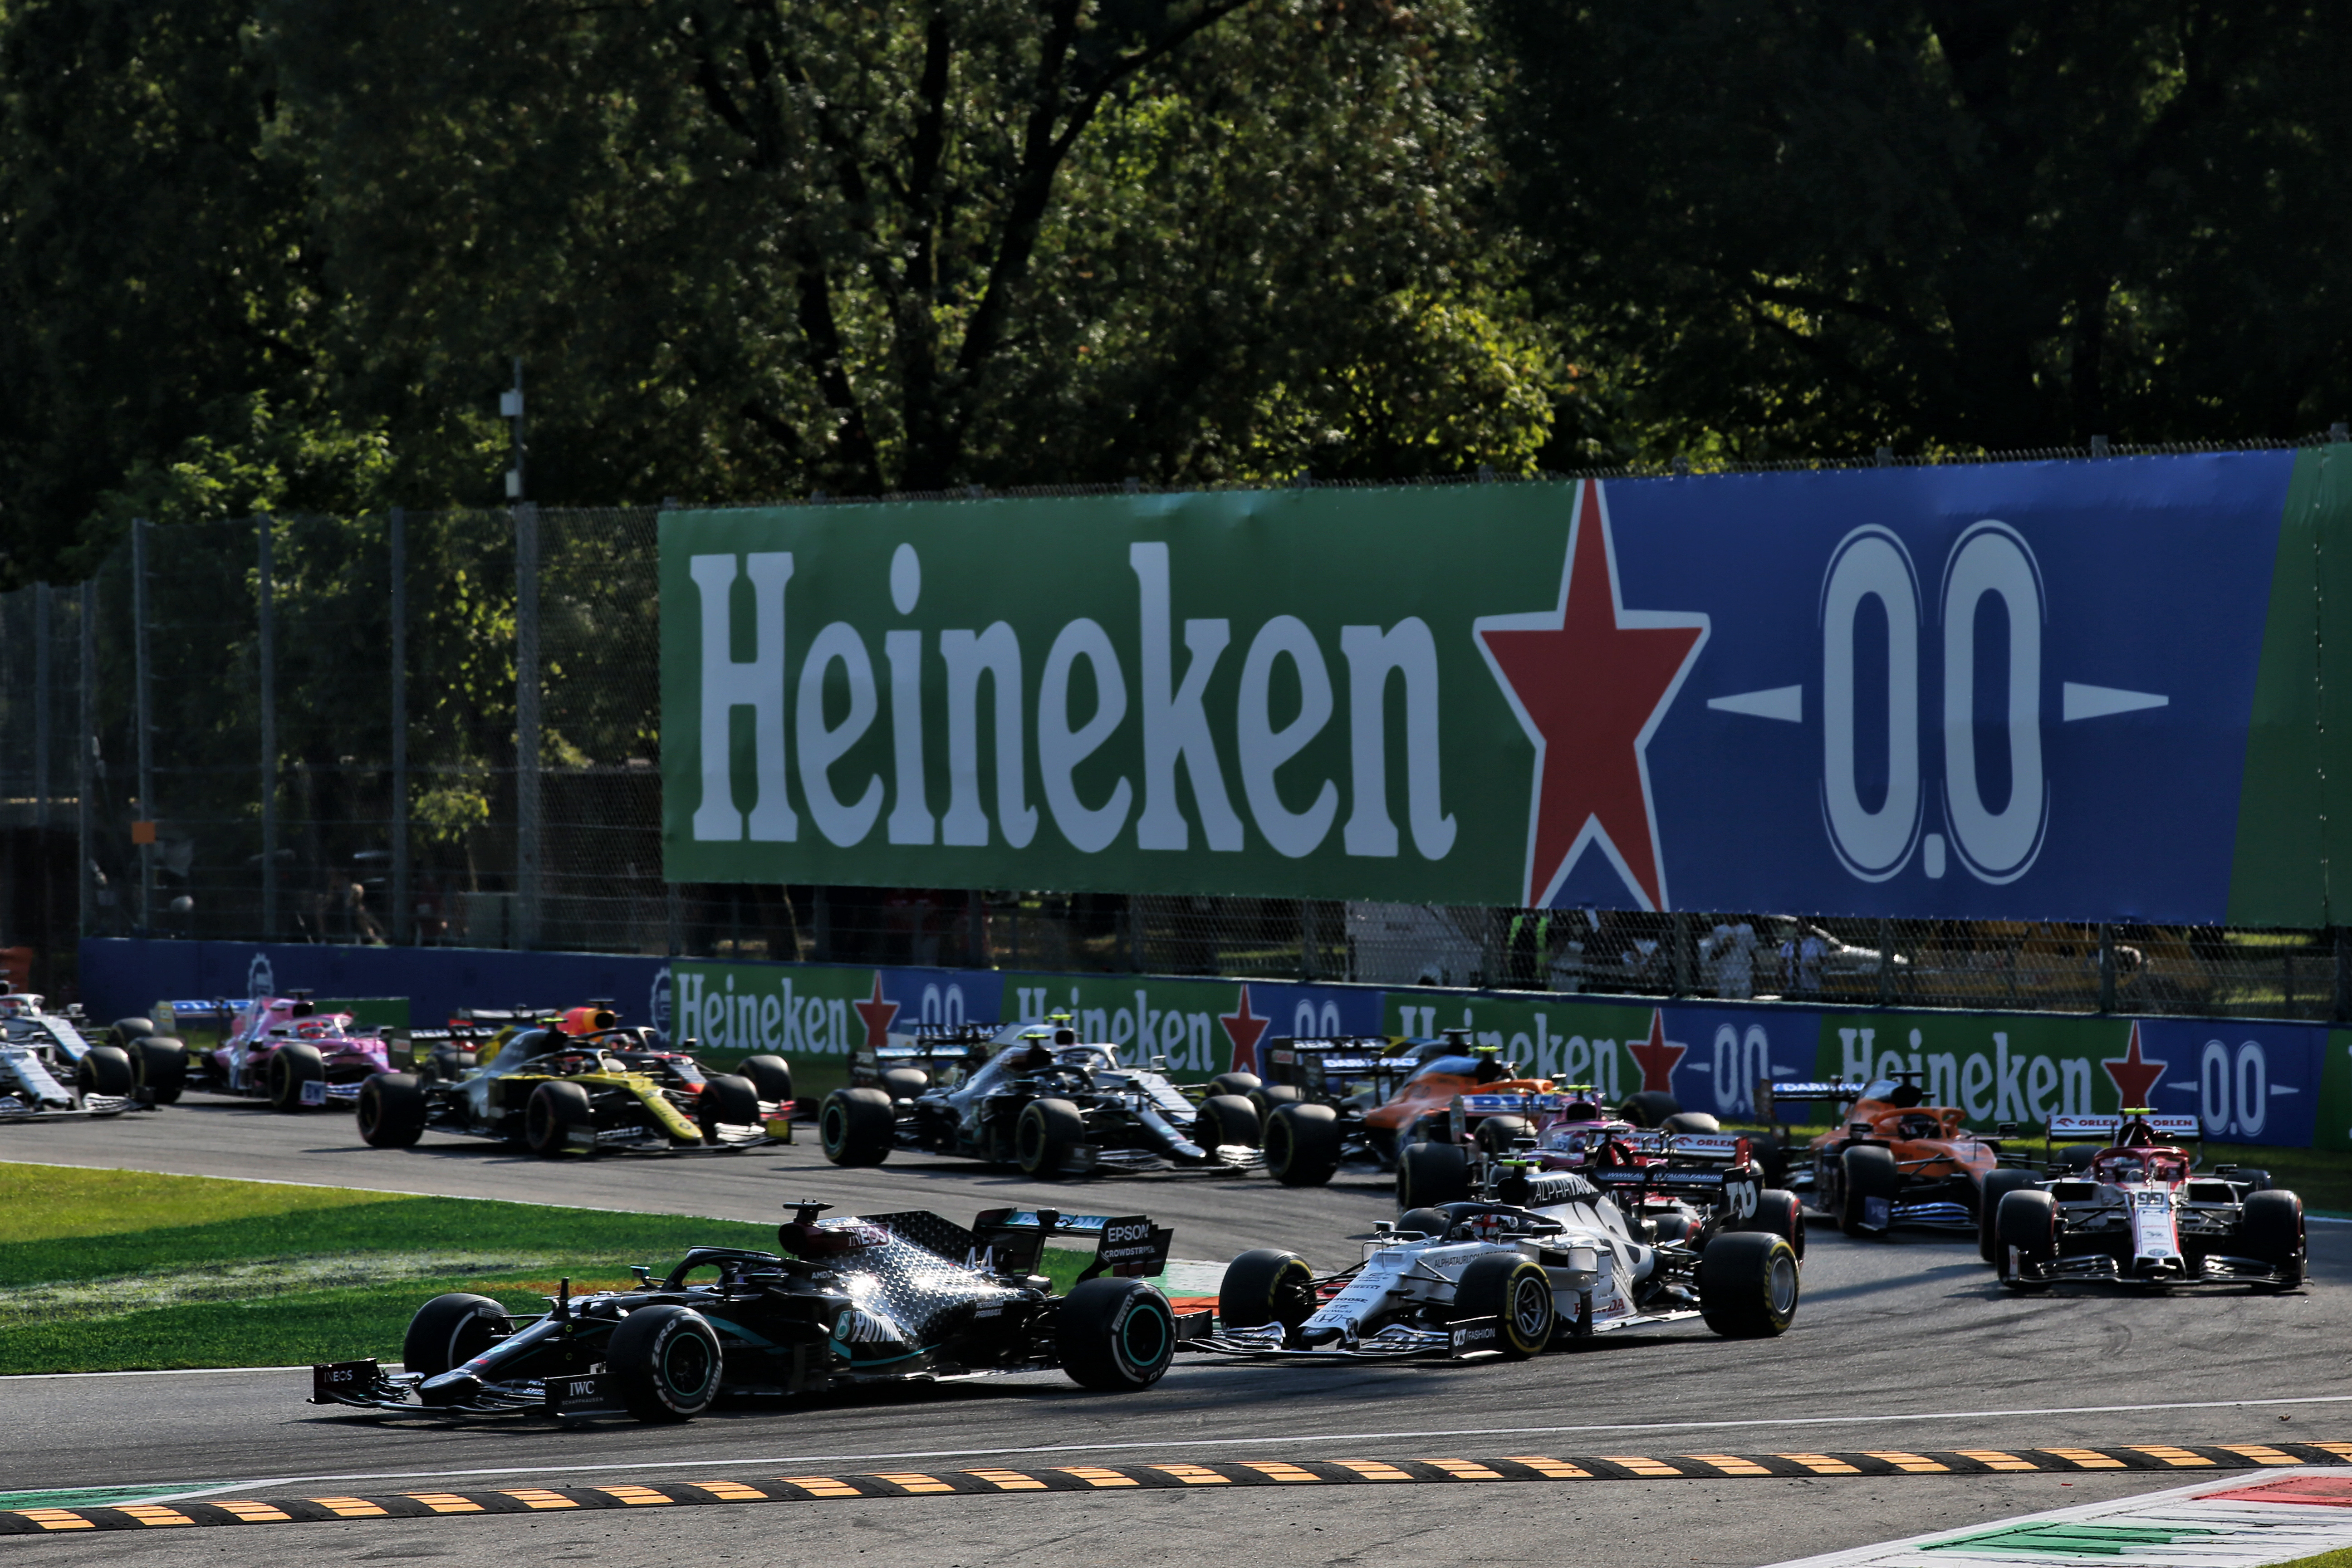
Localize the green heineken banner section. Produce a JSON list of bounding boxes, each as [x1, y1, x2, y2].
[[73, 935, 2352, 1149], [664, 446, 2352, 925], [657, 953, 2352, 1151]]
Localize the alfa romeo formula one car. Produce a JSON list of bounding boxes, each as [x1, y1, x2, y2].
[[1767, 1073, 2038, 1237], [355, 1022, 789, 1157], [153, 994, 395, 1111], [821, 1020, 1259, 1177], [1986, 1110, 2305, 1291], [1195, 1145, 1801, 1361], [0, 994, 143, 1122], [310, 1202, 1184, 1422]]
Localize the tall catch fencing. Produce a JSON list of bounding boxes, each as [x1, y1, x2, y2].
[[0, 493, 2345, 1020]]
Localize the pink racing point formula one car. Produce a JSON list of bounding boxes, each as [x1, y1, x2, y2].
[[163, 993, 395, 1112]]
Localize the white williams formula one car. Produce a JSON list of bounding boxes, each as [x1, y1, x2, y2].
[[1987, 1111, 2305, 1291], [1195, 1147, 1801, 1362], [0, 993, 142, 1122]]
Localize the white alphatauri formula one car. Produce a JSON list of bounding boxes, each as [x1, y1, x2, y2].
[[1987, 1110, 2305, 1291], [1193, 1143, 1801, 1361], [0, 993, 143, 1122]]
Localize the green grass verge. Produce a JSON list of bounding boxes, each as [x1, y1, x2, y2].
[[0, 1163, 1090, 1375], [2277, 1548, 2352, 1568]]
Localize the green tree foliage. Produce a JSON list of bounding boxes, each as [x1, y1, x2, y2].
[[257, 0, 1548, 505], [0, 0, 340, 581], [1492, 0, 2352, 461]]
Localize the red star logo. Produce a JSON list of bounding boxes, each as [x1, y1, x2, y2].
[[1624, 1008, 1686, 1093], [1475, 480, 1708, 911], [1218, 984, 1271, 1076], [2100, 1021, 2167, 1109], [852, 973, 900, 1053]]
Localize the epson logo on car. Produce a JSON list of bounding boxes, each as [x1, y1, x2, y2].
[[1104, 1221, 1153, 1245]]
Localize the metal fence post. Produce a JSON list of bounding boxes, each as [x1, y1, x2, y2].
[[132, 519, 155, 934], [258, 515, 278, 939], [33, 581, 51, 983], [33, 583, 50, 833], [2323, 926, 2342, 1025], [77, 580, 93, 938], [1877, 917, 1895, 1005], [389, 508, 410, 945], [515, 500, 541, 950], [2096, 924, 2117, 1013]]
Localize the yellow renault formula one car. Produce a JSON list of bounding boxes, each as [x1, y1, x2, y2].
[[356, 1019, 793, 1158]]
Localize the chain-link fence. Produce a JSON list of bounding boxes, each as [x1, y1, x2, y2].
[[0, 482, 2344, 1022]]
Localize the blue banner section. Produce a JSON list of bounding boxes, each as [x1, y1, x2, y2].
[[78, 939, 671, 1039], [1592, 453, 2295, 921], [79, 939, 2327, 1147]]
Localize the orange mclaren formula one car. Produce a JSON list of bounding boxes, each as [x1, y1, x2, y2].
[[1764, 1073, 2038, 1239], [1227, 1032, 1558, 1188]]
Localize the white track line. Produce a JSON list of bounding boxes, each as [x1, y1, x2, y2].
[[93, 1392, 2352, 1503]]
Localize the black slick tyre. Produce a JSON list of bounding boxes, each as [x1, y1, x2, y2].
[[1994, 1189, 2057, 1291], [1196, 1093, 1260, 1149], [696, 1073, 760, 1141], [1978, 1169, 2043, 1264], [2241, 1189, 2306, 1289], [739, 1053, 794, 1105], [1474, 1114, 1533, 1155], [1660, 1111, 1721, 1134], [402, 1293, 509, 1377], [1397, 1140, 1470, 1209], [1697, 1231, 1800, 1337], [1016, 1097, 1085, 1177], [1837, 1143, 1899, 1237], [1209, 1072, 1261, 1097], [133, 1038, 186, 1104], [1744, 1189, 1806, 1259], [1246, 1084, 1301, 1128], [1266, 1102, 1342, 1186], [1056, 1278, 1176, 1391], [1454, 1252, 1554, 1358], [266, 1043, 325, 1112], [1217, 1248, 1318, 1331], [107, 1017, 157, 1050], [608, 1304, 723, 1422], [1618, 1090, 1681, 1127], [1397, 1206, 1454, 1240], [819, 1087, 895, 1166], [524, 1079, 592, 1156], [358, 1073, 427, 1148], [76, 1044, 134, 1098], [879, 1067, 929, 1101]]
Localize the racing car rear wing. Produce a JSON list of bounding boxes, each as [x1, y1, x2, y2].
[[2048, 1112, 2200, 1142], [969, 1208, 1174, 1283], [1264, 1037, 1395, 1074]]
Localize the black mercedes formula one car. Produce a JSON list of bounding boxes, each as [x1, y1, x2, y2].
[[821, 1019, 1259, 1178], [310, 1203, 1185, 1422]]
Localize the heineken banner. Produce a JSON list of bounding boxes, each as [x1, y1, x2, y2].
[[78, 936, 2352, 1147], [664, 447, 2352, 924]]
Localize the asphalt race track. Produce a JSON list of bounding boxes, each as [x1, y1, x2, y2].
[[4, 1095, 2347, 1565]]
